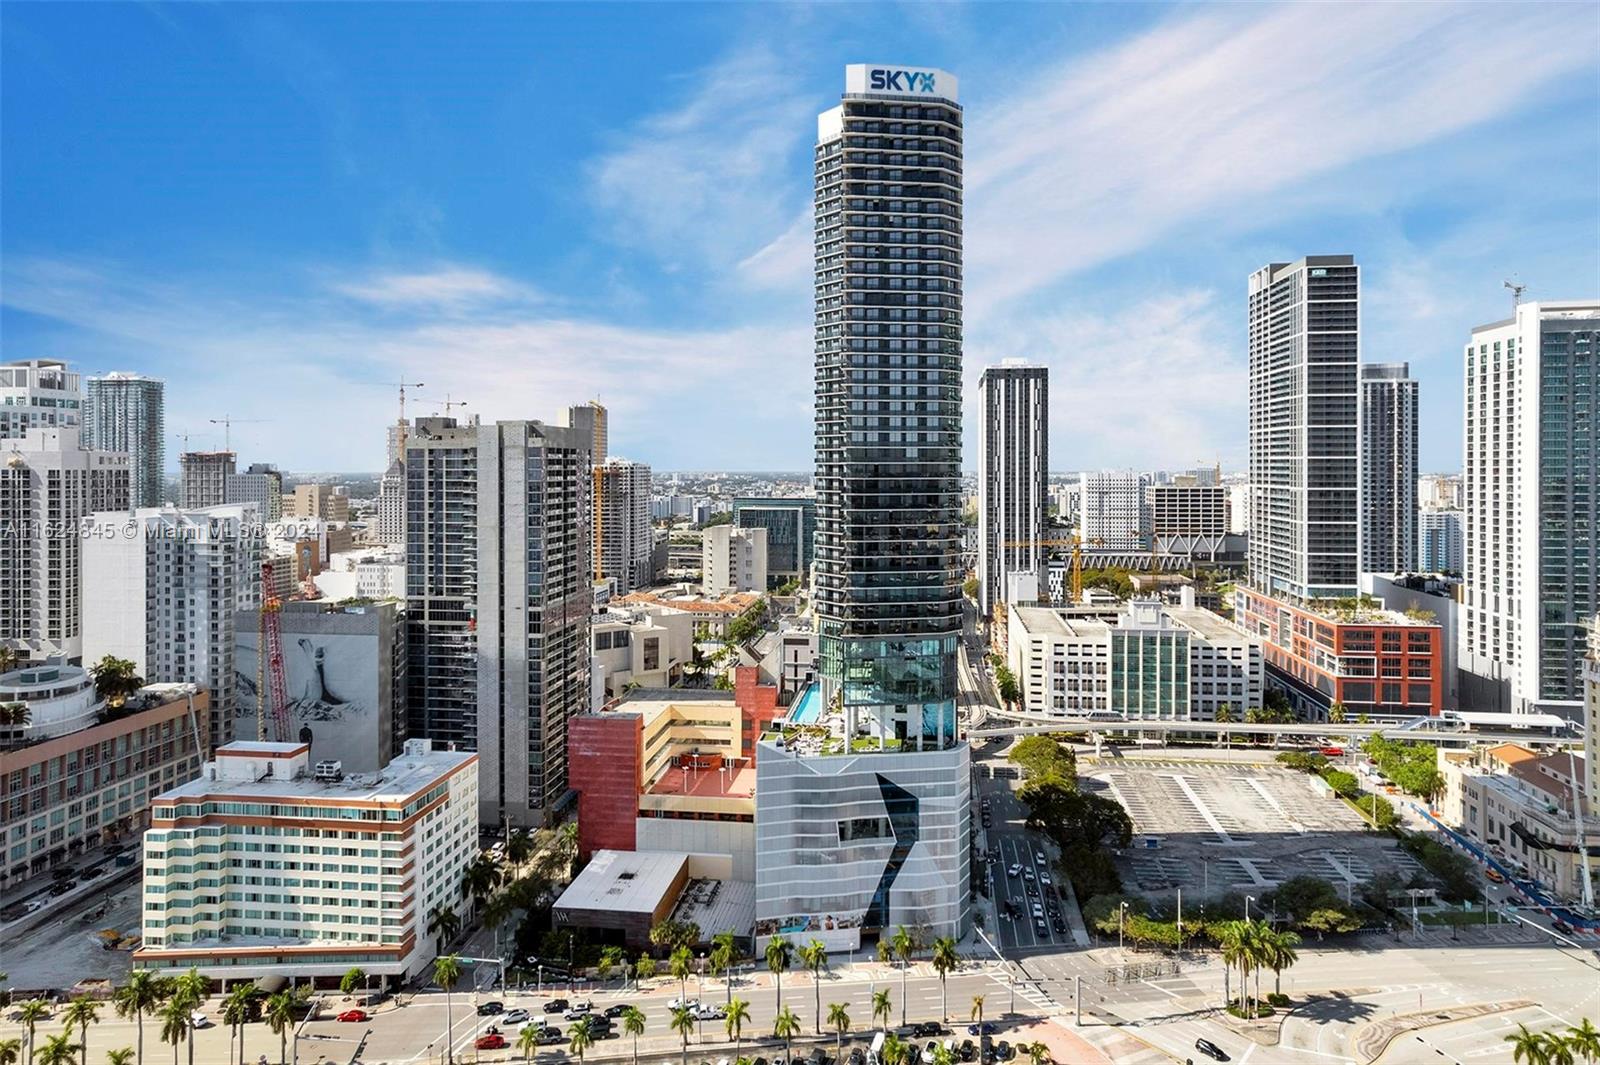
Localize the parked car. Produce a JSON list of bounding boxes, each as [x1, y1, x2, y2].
[[914, 1022, 944, 1037], [958, 1039, 975, 1061], [336, 1009, 368, 1023], [476, 1033, 508, 1050], [1194, 1037, 1229, 1061], [477, 1001, 504, 1016], [543, 998, 569, 1014], [189, 1012, 212, 1029], [967, 1023, 996, 1036], [995, 1041, 1012, 1060], [1553, 918, 1574, 934]]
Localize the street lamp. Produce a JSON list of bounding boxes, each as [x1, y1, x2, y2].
[[1118, 902, 1128, 951]]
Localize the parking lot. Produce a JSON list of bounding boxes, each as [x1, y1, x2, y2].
[[1086, 762, 1426, 901]]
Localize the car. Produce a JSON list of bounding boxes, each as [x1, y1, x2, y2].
[[189, 1012, 212, 1029], [995, 1042, 1012, 1061], [1486, 869, 1505, 883], [1007, 864, 1022, 878], [604, 1003, 633, 1018], [503, 1009, 530, 1025], [1051, 917, 1066, 934], [476, 1033, 508, 1050], [537, 1026, 564, 1044], [695, 1003, 727, 1020], [1194, 1037, 1229, 1061], [49, 880, 77, 896], [1319, 746, 1345, 757], [1026, 882, 1039, 897], [1553, 918, 1574, 934], [1038, 873, 1052, 887], [1022, 869, 1035, 882], [808, 1048, 830, 1065], [336, 1009, 369, 1023], [1034, 850, 1046, 863], [913, 1022, 943, 1037], [968, 1023, 996, 1037], [478, 1001, 504, 1016], [922, 1041, 939, 1063], [566, 1005, 597, 1021], [847, 1050, 866, 1065], [1034, 920, 1048, 937], [1508, 895, 1527, 907], [543, 998, 569, 1014], [667, 996, 699, 1011]]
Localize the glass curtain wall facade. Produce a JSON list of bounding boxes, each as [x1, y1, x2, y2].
[[814, 66, 963, 746]]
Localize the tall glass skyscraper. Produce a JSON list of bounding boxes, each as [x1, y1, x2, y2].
[[83, 372, 166, 508], [813, 64, 963, 748]]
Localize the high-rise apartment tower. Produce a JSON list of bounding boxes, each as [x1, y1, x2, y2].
[[977, 362, 1047, 615], [1359, 363, 1418, 574], [84, 372, 166, 508]]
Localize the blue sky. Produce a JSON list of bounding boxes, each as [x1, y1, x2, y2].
[[3, 2, 1596, 474]]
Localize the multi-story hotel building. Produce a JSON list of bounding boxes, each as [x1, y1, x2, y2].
[[1358, 363, 1419, 575], [1462, 300, 1600, 716], [134, 738, 477, 986], [1234, 586, 1442, 718], [1248, 256, 1360, 600], [1007, 595, 1262, 720], [0, 426, 130, 664], [83, 371, 166, 508], [0, 359, 82, 439], [406, 416, 591, 826], [977, 362, 1048, 617], [1, 672, 208, 890]]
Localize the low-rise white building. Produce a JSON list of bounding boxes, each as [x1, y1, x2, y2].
[[702, 525, 768, 595], [134, 738, 477, 988], [591, 605, 696, 703], [1007, 594, 1261, 719]]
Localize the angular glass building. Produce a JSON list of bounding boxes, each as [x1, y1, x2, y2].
[[813, 64, 963, 748]]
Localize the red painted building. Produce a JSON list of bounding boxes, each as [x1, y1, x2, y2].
[[568, 666, 782, 860], [1234, 588, 1443, 719]]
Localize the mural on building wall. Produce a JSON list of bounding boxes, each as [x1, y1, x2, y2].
[[236, 629, 383, 772]]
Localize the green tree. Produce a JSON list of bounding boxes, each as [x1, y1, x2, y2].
[[635, 954, 657, 983], [827, 1002, 851, 1059], [427, 904, 460, 955], [517, 1023, 539, 1063], [107, 1051, 135, 1065], [89, 656, 144, 708], [1007, 737, 1076, 784], [157, 999, 189, 1065], [931, 937, 959, 1022], [881, 1033, 910, 1065], [1328, 702, 1347, 724], [1263, 929, 1300, 997], [34, 1036, 77, 1065], [621, 1006, 647, 1065], [709, 932, 736, 1009], [16, 999, 50, 1065], [1214, 704, 1232, 748], [0, 1041, 17, 1065], [970, 995, 985, 1028], [62, 996, 101, 1065], [890, 926, 915, 1026], [773, 1006, 801, 1063], [220, 985, 259, 1065], [1023, 1042, 1052, 1065], [433, 954, 463, 1065], [872, 988, 893, 1033], [568, 1017, 594, 1065], [765, 936, 793, 1015], [1505, 1023, 1552, 1065], [1565, 1019, 1600, 1064], [338, 968, 366, 1000], [262, 991, 295, 1065], [669, 1006, 695, 1065], [598, 946, 624, 985], [724, 998, 750, 1054], [798, 939, 828, 1033], [1542, 1033, 1577, 1065], [669, 946, 694, 1010]]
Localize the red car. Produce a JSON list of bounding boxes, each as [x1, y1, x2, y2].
[[1319, 746, 1344, 756], [476, 1033, 508, 1050], [336, 1009, 369, 1023]]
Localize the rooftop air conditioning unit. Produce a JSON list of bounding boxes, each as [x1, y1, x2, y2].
[[314, 760, 343, 781]]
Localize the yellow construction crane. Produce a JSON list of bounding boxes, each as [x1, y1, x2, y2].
[[1003, 534, 1104, 605]]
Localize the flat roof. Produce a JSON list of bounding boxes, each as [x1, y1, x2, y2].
[[1166, 606, 1251, 642], [645, 764, 756, 800], [155, 746, 475, 806], [554, 850, 687, 915], [1012, 606, 1109, 639]]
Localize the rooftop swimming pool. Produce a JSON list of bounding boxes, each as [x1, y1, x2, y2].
[[788, 682, 822, 725]]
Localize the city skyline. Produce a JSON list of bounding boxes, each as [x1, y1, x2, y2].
[[2, 3, 1595, 474]]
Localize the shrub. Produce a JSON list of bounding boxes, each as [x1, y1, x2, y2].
[[1321, 769, 1360, 798]]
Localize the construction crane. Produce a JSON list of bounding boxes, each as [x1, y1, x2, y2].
[[208, 416, 267, 452], [1003, 534, 1105, 605], [373, 381, 425, 422], [256, 561, 291, 742], [1504, 278, 1528, 313], [434, 393, 469, 416]]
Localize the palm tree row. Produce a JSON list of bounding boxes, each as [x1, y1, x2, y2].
[[1216, 920, 1300, 1019], [1505, 1019, 1600, 1065]]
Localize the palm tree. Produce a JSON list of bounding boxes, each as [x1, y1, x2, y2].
[[765, 936, 793, 1015], [568, 1017, 594, 1064], [724, 998, 750, 1054], [931, 1045, 954, 1065], [262, 991, 295, 1065], [427, 905, 460, 955], [1328, 702, 1347, 724], [107, 1051, 135, 1065], [773, 1006, 801, 1065], [798, 939, 828, 1033], [460, 855, 503, 912], [669, 946, 694, 1010], [827, 1003, 851, 1059], [1023, 1043, 1052, 1065], [1505, 1025, 1552, 1065], [1264, 929, 1300, 998], [890, 926, 915, 1026], [970, 995, 985, 1030], [711, 930, 738, 1004], [881, 1033, 909, 1065], [16, 999, 51, 1065], [220, 985, 259, 1065], [1217, 921, 1249, 1015], [872, 989, 893, 1033], [930, 937, 959, 1023], [433, 954, 463, 1065], [62, 997, 100, 1065], [157, 999, 189, 1065], [33, 1036, 76, 1065], [1566, 1020, 1600, 1064], [506, 829, 534, 874], [114, 971, 167, 1065], [0, 1039, 18, 1065], [669, 1006, 696, 1065], [517, 1023, 538, 1063], [167, 970, 208, 1065], [1543, 1034, 1578, 1065], [1215, 704, 1232, 748], [621, 1005, 647, 1065], [89, 656, 144, 709]]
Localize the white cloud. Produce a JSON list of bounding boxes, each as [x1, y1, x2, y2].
[[332, 265, 538, 309], [968, 291, 1243, 471], [587, 44, 819, 272], [964, 2, 1595, 312], [1, 257, 810, 470]]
